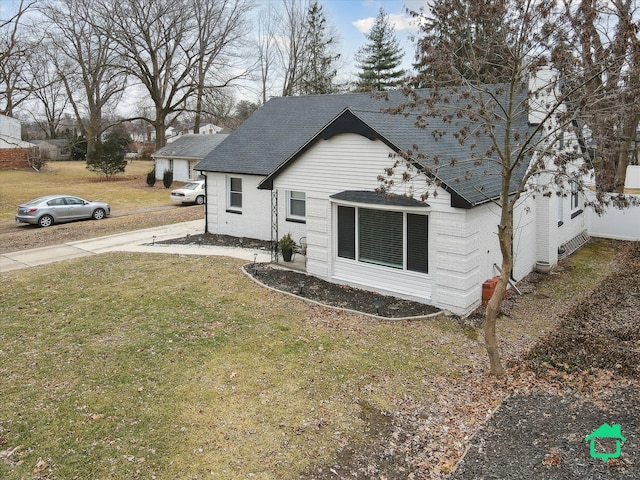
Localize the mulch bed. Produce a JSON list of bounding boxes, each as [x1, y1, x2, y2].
[[159, 233, 440, 318], [245, 263, 440, 318], [454, 240, 640, 480], [452, 385, 640, 479]]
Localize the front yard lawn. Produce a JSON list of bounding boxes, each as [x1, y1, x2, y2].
[[0, 253, 474, 479]]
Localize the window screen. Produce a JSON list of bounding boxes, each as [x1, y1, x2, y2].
[[358, 208, 403, 269], [229, 177, 242, 208], [289, 191, 306, 217]]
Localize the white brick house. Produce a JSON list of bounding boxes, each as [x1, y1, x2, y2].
[[195, 87, 575, 316]]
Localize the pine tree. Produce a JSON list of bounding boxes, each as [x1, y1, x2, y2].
[[355, 8, 405, 91], [300, 1, 340, 95], [86, 125, 130, 180], [412, 0, 513, 87]]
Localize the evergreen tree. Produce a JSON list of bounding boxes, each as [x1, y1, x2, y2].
[[412, 0, 513, 87], [355, 8, 405, 91], [86, 125, 130, 180], [300, 1, 340, 95]]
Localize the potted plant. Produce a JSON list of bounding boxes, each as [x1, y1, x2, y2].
[[278, 233, 296, 262]]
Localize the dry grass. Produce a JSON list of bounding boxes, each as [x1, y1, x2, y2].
[[0, 253, 475, 479], [0, 160, 176, 223], [0, 161, 202, 253]]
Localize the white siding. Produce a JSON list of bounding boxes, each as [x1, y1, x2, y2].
[[273, 133, 511, 315], [204, 172, 272, 240], [512, 194, 537, 280], [155, 159, 170, 180], [625, 166, 640, 189], [586, 191, 640, 241], [173, 160, 190, 182]]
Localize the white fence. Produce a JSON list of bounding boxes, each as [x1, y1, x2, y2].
[[625, 165, 640, 189], [586, 191, 640, 241]]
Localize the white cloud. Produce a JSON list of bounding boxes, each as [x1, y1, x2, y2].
[[352, 17, 376, 33], [352, 12, 418, 34]]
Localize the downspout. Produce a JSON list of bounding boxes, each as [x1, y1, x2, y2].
[[202, 172, 208, 234]]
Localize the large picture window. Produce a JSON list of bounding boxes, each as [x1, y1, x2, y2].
[[337, 206, 428, 273]]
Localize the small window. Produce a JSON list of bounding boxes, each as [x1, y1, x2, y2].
[[287, 191, 306, 220], [228, 177, 242, 210], [337, 206, 355, 260], [570, 181, 579, 210], [557, 192, 564, 227]]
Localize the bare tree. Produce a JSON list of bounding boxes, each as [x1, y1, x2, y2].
[[39, 0, 127, 156], [93, 0, 197, 149], [254, 2, 279, 103], [0, 0, 38, 116], [278, 0, 311, 96], [27, 45, 69, 139], [190, 0, 252, 133], [552, 0, 640, 194], [381, 0, 611, 376]]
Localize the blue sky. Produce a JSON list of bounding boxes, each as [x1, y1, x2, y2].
[[2, 0, 429, 108], [2, 0, 426, 73], [319, 0, 426, 73]]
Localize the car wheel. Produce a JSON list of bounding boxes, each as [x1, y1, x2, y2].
[[195, 195, 205, 205], [38, 215, 54, 228], [92, 208, 106, 220]]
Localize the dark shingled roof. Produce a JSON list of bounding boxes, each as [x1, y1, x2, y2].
[[196, 89, 534, 208], [153, 134, 228, 159], [330, 191, 429, 207]]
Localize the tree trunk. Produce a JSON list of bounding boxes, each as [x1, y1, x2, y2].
[[483, 206, 513, 377], [155, 122, 166, 150]]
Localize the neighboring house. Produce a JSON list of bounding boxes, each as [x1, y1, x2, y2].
[[30, 139, 71, 161], [153, 133, 229, 182], [185, 123, 223, 135], [166, 123, 225, 143], [0, 114, 35, 169], [195, 88, 570, 316]]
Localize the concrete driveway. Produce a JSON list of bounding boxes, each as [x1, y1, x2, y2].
[[0, 220, 272, 273]]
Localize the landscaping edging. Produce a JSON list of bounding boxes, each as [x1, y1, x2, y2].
[[241, 263, 444, 321]]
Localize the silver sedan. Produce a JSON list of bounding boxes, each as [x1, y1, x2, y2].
[[15, 195, 111, 227]]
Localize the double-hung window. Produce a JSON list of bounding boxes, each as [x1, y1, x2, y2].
[[228, 177, 242, 212], [287, 191, 306, 222], [570, 181, 582, 218], [337, 206, 428, 273]]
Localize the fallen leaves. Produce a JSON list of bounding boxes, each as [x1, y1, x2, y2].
[[0, 445, 21, 465], [542, 447, 562, 466]]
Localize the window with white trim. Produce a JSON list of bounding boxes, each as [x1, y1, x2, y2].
[[337, 206, 428, 273], [228, 177, 242, 211], [287, 191, 306, 221], [570, 181, 579, 210]]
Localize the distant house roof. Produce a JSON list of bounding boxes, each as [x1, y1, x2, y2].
[[196, 89, 533, 208], [0, 136, 34, 149], [152, 134, 229, 159]]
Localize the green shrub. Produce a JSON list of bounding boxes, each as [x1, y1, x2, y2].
[[163, 169, 173, 188], [147, 168, 157, 186]]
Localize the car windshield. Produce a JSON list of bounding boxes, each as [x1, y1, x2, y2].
[[182, 182, 201, 190]]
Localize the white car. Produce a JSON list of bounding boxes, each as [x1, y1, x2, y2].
[[170, 180, 206, 205]]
